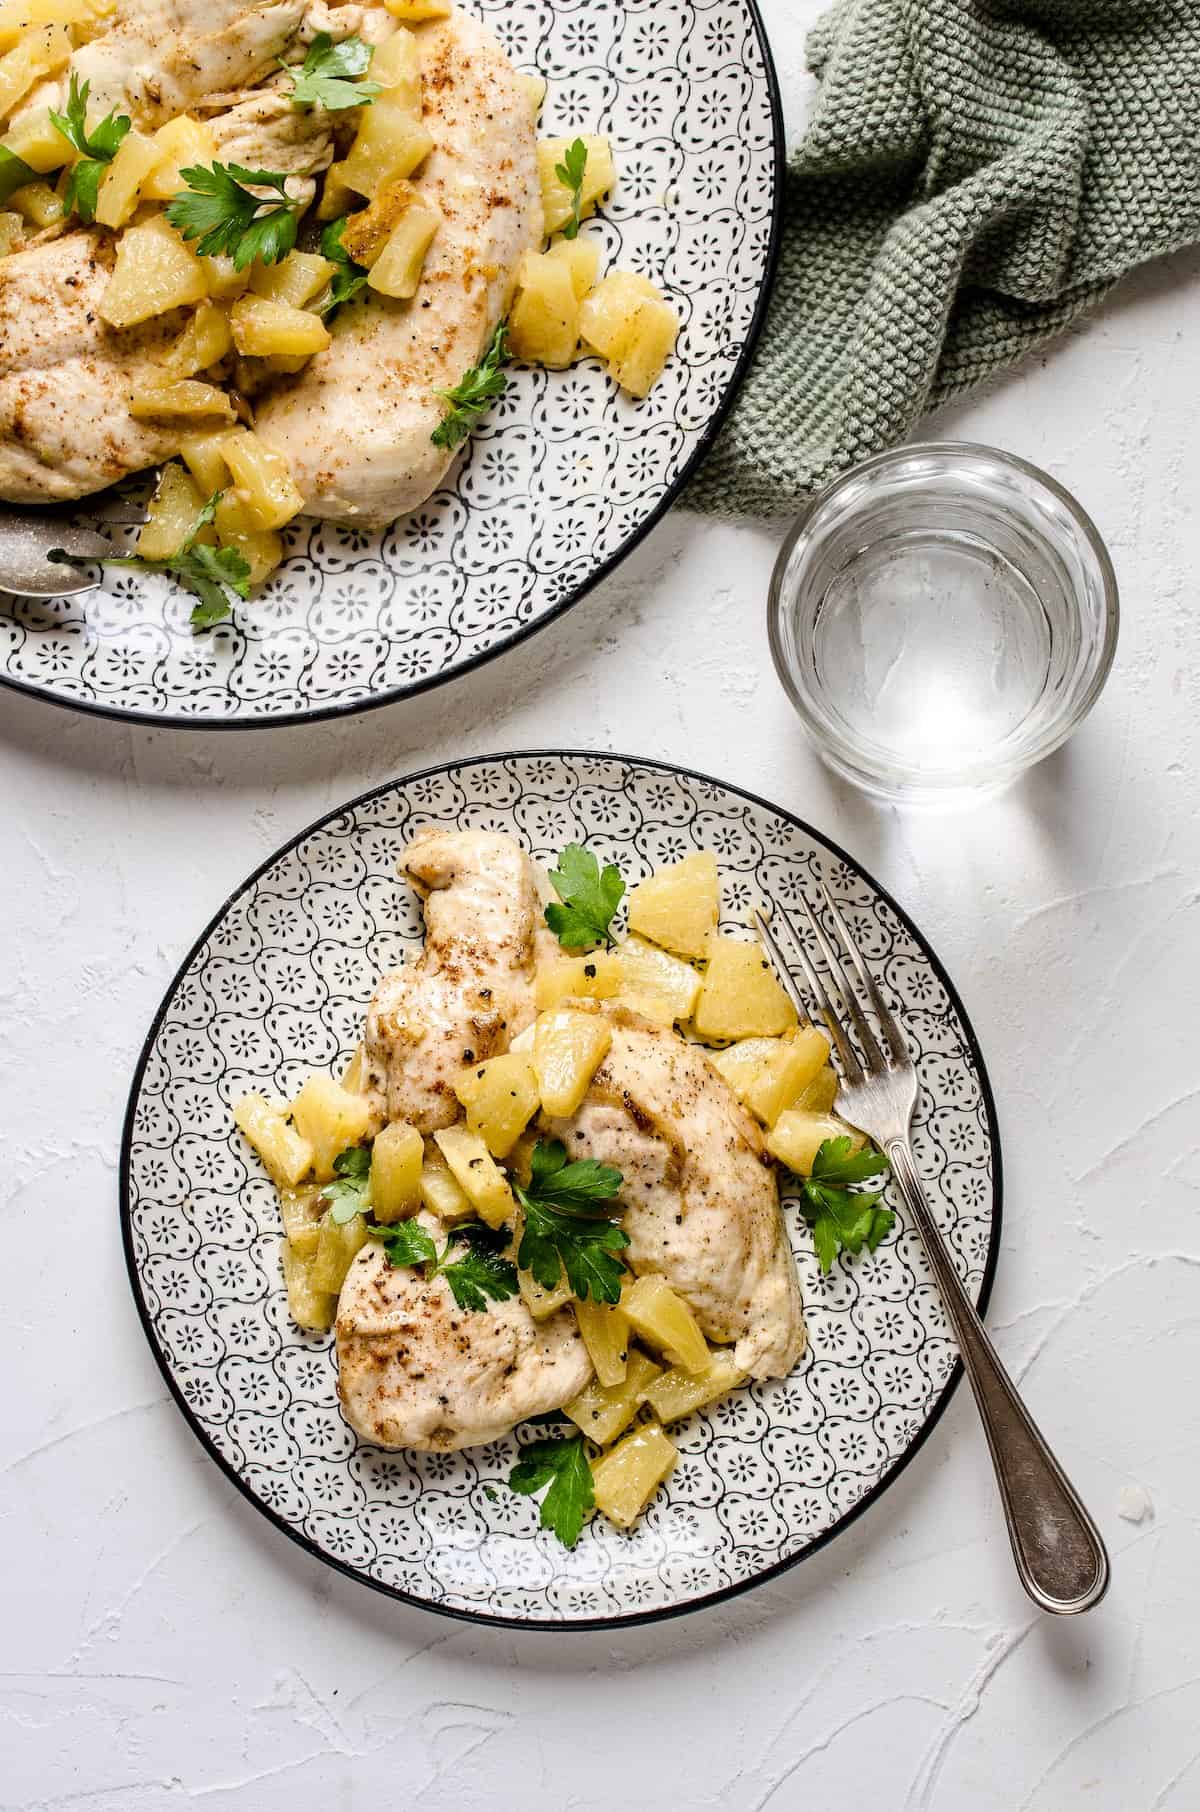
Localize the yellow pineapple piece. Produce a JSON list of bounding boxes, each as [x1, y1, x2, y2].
[[160, 301, 233, 378], [9, 178, 63, 226], [453, 1052, 539, 1159], [282, 1243, 336, 1331], [1, 107, 69, 174], [640, 1348, 746, 1423], [614, 934, 701, 1023], [591, 1424, 677, 1528], [578, 270, 658, 363], [433, 1125, 514, 1230], [290, 1074, 373, 1183], [0, 0, 102, 51], [574, 1292, 631, 1387], [383, 0, 449, 16], [508, 249, 579, 368], [339, 177, 421, 267], [534, 950, 621, 1011], [531, 1007, 612, 1117], [369, 1120, 423, 1223], [767, 1109, 865, 1178], [249, 249, 335, 309], [0, 208, 22, 252], [128, 378, 234, 423], [234, 1092, 313, 1188], [795, 1063, 839, 1115], [368, 24, 421, 98], [93, 129, 161, 227], [99, 215, 208, 329], [229, 293, 330, 359], [537, 134, 616, 236], [310, 1210, 368, 1294], [202, 253, 252, 302], [612, 296, 679, 399], [0, 24, 70, 120], [563, 1349, 660, 1447], [693, 934, 797, 1041], [141, 113, 217, 201], [179, 431, 230, 496], [621, 1273, 708, 1372], [626, 850, 718, 960], [418, 1141, 474, 1225], [518, 1264, 573, 1321], [367, 194, 440, 299], [545, 232, 601, 300], [708, 1026, 831, 1125], [279, 1183, 326, 1258], [134, 462, 210, 560], [340, 96, 432, 196], [219, 428, 304, 531], [213, 493, 284, 588]]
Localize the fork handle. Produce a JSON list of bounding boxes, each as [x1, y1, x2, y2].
[[886, 1140, 1110, 1615]]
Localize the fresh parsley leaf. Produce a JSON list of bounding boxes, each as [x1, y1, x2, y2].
[[284, 32, 381, 110], [431, 319, 509, 450], [544, 843, 625, 950], [167, 162, 301, 269], [317, 215, 369, 313], [0, 145, 36, 205], [553, 136, 588, 240], [369, 1217, 518, 1311], [508, 1433, 593, 1548], [49, 491, 251, 631], [514, 1139, 628, 1303], [322, 1145, 372, 1225], [49, 74, 131, 222], [795, 1137, 894, 1273]]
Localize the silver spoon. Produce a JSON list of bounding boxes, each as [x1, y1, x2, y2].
[[0, 488, 152, 599]]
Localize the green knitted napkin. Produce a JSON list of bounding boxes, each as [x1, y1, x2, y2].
[[689, 0, 1200, 516]]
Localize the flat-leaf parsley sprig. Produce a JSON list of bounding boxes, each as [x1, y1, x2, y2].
[[795, 1136, 894, 1273], [50, 493, 251, 631], [167, 162, 303, 269], [323, 1146, 372, 1224], [508, 1432, 593, 1548], [553, 137, 588, 240], [544, 842, 625, 950], [513, 1139, 629, 1304], [431, 319, 510, 450], [50, 73, 131, 221], [370, 1217, 519, 1314], [283, 32, 381, 111]]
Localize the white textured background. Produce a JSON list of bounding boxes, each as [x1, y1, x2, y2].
[[4, 3, 1199, 1806]]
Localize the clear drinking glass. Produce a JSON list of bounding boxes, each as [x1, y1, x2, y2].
[[768, 443, 1119, 802]]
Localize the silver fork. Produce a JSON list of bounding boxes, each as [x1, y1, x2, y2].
[[754, 889, 1110, 1616], [0, 486, 152, 599]]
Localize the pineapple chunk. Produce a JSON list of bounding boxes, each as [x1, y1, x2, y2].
[[518, 1265, 573, 1321], [621, 1273, 708, 1372], [0, 0, 100, 51], [203, 253, 252, 302], [0, 25, 70, 120], [135, 463, 211, 559], [641, 1348, 746, 1423], [141, 113, 217, 201], [614, 934, 701, 1023], [367, 194, 440, 299], [310, 1210, 368, 1294], [578, 270, 658, 362], [369, 23, 421, 98], [213, 492, 284, 587], [128, 377, 234, 423], [453, 1052, 539, 1159], [290, 1074, 373, 1183], [534, 950, 621, 1011], [537, 134, 616, 236], [433, 1125, 514, 1230], [613, 991, 675, 1028], [9, 178, 62, 226], [316, 158, 358, 222], [229, 293, 330, 359], [532, 1007, 612, 1117], [99, 214, 208, 329], [234, 1092, 313, 1188], [249, 249, 335, 309], [418, 1141, 474, 1224], [340, 177, 420, 267], [369, 1120, 423, 1223], [626, 850, 718, 960], [509, 249, 579, 368], [767, 1109, 863, 1178], [795, 1063, 839, 1115], [591, 1424, 677, 1528], [694, 935, 797, 1041], [383, 0, 449, 16], [1, 107, 69, 174], [708, 1026, 831, 1125], [282, 1242, 336, 1332], [0, 208, 21, 253], [612, 296, 679, 399], [219, 428, 304, 530], [179, 430, 230, 495], [279, 1183, 326, 1258], [574, 1293, 630, 1387], [94, 129, 161, 228], [563, 1349, 660, 1446], [340, 96, 432, 196], [160, 301, 233, 378], [545, 232, 601, 301]]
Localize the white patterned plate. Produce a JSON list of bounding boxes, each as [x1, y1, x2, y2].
[[0, 1, 782, 728], [122, 753, 1002, 1629]]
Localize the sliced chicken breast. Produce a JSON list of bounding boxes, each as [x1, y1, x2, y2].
[[364, 827, 538, 1133], [544, 1006, 807, 1380], [253, 6, 543, 523], [336, 1215, 592, 1450]]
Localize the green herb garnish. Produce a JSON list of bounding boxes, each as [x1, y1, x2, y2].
[[508, 1432, 593, 1548], [49, 74, 131, 221], [514, 1140, 628, 1304], [796, 1137, 893, 1273], [283, 32, 381, 111], [323, 1146, 372, 1224], [544, 843, 625, 950], [0, 146, 36, 206], [431, 319, 509, 450], [317, 215, 369, 313], [553, 137, 588, 240], [167, 162, 301, 269], [370, 1218, 519, 1313], [50, 492, 251, 631]]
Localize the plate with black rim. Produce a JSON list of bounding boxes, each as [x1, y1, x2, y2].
[[122, 751, 1002, 1630], [0, 1, 783, 730]]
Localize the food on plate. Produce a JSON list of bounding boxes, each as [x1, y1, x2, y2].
[[0, 2, 681, 630], [233, 832, 894, 1544]]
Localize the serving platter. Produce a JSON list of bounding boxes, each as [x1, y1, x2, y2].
[[122, 752, 1002, 1629], [0, 1, 783, 729]]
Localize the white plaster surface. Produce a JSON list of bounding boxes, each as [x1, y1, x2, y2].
[[3, 4, 1199, 1806]]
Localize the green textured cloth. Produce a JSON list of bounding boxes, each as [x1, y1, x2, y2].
[[690, 0, 1200, 516]]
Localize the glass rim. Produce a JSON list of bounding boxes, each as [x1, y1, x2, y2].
[[767, 440, 1121, 796]]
